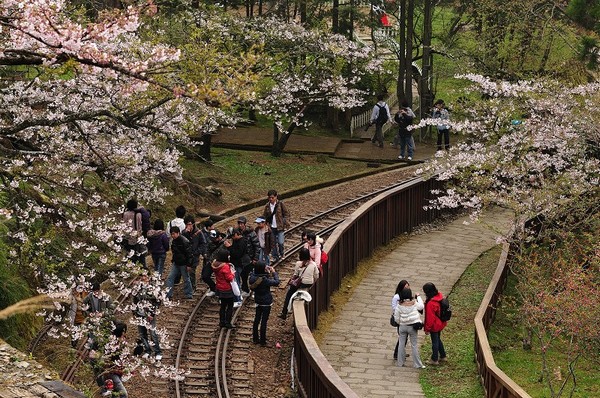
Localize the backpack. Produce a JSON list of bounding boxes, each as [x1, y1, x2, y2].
[[438, 297, 452, 322], [134, 208, 151, 238], [320, 250, 328, 267], [375, 104, 389, 125]]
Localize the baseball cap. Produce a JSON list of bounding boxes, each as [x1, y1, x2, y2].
[[255, 217, 265, 223], [237, 216, 247, 224]]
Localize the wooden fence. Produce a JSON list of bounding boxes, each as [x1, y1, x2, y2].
[[290, 177, 534, 398]]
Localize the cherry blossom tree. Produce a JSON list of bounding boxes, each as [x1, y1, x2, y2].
[[415, 75, 599, 396], [0, 0, 253, 380], [249, 18, 380, 156]]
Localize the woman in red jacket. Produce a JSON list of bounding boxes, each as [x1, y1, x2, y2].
[[423, 282, 448, 365], [212, 249, 236, 329]]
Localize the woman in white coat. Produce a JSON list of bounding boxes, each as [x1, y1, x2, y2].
[[393, 288, 426, 368]]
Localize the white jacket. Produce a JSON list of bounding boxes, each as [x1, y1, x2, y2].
[[393, 296, 424, 325]]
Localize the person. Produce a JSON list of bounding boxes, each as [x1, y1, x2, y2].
[[200, 220, 216, 296], [391, 279, 410, 360], [237, 216, 260, 266], [432, 99, 450, 152], [211, 249, 236, 329], [423, 282, 448, 365], [182, 215, 206, 293], [146, 219, 169, 277], [248, 262, 280, 346], [224, 228, 250, 305], [97, 322, 129, 397], [83, 282, 115, 355], [68, 283, 87, 348], [263, 190, 290, 262], [369, 94, 392, 148], [254, 217, 275, 266], [131, 273, 162, 360], [165, 226, 193, 300], [278, 248, 319, 319], [393, 288, 425, 368], [122, 199, 149, 268], [304, 231, 322, 271], [393, 101, 416, 160], [167, 205, 186, 233]]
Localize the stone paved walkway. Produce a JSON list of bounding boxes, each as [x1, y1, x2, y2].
[[319, 208, 513, 397]]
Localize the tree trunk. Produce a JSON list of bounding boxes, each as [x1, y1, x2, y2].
[[396, 0, 407, 103], [198, 133, 212, 162], [276, 123, 299, 155], [405, 0, 415, 106], [332, 0, 339, 33], [271, 123, 281, 157], [420, 0, 433, 119]]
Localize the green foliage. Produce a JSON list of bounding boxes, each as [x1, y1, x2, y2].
[[566, 0, 600, 32], [0, 222, 41, 349]]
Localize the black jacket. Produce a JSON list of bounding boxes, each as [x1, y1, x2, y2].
[[171, 235, 192, 267], [229, 236, 251, 267], [248, 271, 280, 305]]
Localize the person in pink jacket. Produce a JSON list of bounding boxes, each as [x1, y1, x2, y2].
[[212, 249, 236, 329], [423, 282, 448, 365]]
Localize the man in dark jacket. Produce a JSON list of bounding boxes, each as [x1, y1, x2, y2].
[[248, 262, 280, 346], [263, 190, 290, 262], [225, 228, 251, 300], [182, 215, 206, 292], [237, 216, 260, 265], [200, 220, 217, 297], [165, 226, 193, 299]]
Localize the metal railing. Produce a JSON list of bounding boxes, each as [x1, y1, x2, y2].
[[350, 93, 399, 137]]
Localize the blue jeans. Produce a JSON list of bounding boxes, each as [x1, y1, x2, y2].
[[138, 317, 161, 356], [258, 248, 270, 266], [151, 253, 166, 277], [399, 134, 414, 158], [429, 331, 446, 362], [166, 265, 193, 298], [270, 228, 285, 261]]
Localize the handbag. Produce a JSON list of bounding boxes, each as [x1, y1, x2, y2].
[[390, 314, 399, 327], [288, 275, 302, 288], [230, 280, 241, 296], [288, 267, 306, 288], [411, 322, 423, 330]]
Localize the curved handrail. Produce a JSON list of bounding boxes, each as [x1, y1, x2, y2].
[[291, 176, 442, 397], [473, 243, 533, 398]]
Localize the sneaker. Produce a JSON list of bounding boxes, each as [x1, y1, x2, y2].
[[241, 291, 251, 298], [205, 290, 216, 297], [277, 313, 287, 320], [417, 365, 427, 369], [142, 353, 150, 360], [102, 391, 112, 397], [407, 156, 412, 161], [233, 301, 242, 308], [225, 323, 235, 329], [155, 354, 163, 361], [259, 341, 267, 347], [398, 155, 404, 160], [439, 357, 448, 362], [426, 359, 440, 366]]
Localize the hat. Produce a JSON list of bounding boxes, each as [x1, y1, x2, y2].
[[209, 230, 217, 238], [202, 219, 214, 227], [237, 216, 247, 224], [215, 249, 229, 262], [255, 217, 265, 223]]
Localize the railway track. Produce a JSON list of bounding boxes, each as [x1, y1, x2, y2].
[[166, 176, 421, 398], [27, 167, 420, 397]]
